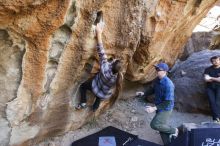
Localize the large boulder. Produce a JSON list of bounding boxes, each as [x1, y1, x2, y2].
[[171, 50, 220, 114], [179, 3, 220, 60], [179, 32, 213, 60]]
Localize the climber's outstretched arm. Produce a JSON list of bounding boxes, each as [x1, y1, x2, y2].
[[95, 23, 107, 64]]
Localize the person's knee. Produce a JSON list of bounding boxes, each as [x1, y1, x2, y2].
[[150, 121, 160, 130]]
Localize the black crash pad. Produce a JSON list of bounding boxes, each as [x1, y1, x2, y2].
[[72, 126, 161, 146], [72, 126, 137, 146], [168, 127, 220, 146], [128, 138, 162, 146]]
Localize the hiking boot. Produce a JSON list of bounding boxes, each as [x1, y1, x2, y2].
[[213, 118, 220, 124], [75, 103, 87, 110], [170, 128, 179, 140]]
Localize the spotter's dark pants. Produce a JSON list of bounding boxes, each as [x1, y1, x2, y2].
[[206, 87, 220, 120]]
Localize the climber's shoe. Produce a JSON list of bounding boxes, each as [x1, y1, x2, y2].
[[75, 103, 87, 110]]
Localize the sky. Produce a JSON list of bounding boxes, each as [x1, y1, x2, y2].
[[193, 5, 220, 32]]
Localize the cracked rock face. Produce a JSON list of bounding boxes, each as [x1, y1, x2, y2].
[[0, 0, 218, 145], [0, 30, 25, 146]]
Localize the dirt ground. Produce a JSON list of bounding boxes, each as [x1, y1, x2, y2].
[[38, 96, 212, 146]]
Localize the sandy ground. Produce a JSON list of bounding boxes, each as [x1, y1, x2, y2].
[[38, 97, 212, 146]]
